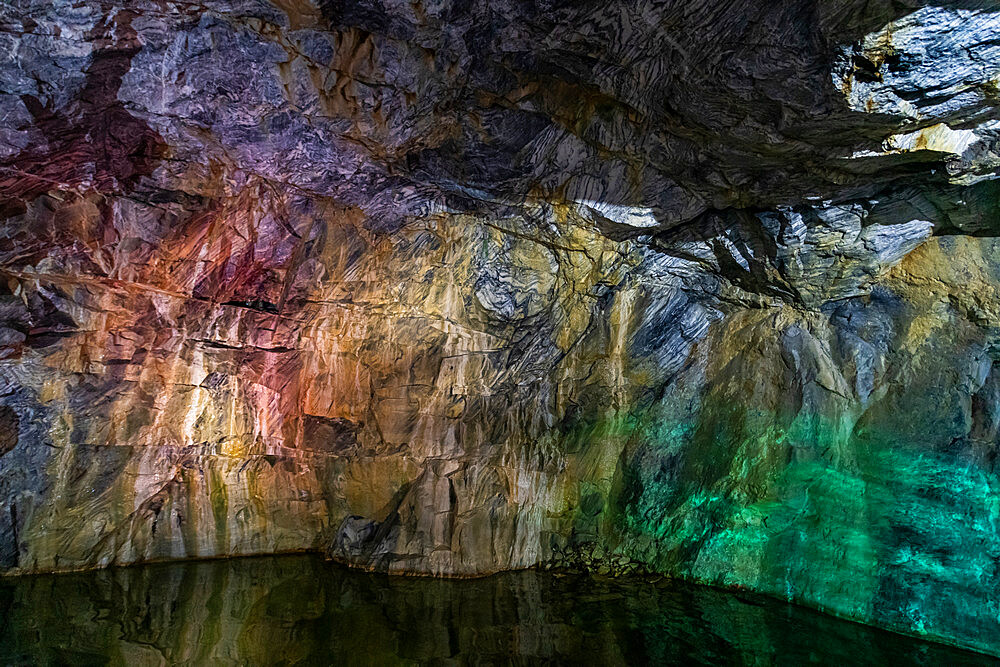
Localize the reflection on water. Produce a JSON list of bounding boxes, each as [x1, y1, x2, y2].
[[0, 554, 993, 666]]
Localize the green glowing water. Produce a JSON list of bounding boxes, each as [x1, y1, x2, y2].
[[0, 554, 992, 665]]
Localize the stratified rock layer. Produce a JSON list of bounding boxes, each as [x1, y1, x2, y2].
[[1, 0, 1000, 655]]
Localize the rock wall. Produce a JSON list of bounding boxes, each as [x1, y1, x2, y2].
[[1, 0, 1000, 655]]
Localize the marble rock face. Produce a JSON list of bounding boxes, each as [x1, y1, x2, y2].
[[1, 0, 1000, 655]]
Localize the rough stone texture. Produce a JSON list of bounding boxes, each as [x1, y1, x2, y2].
[[1, 0, 1000, 655]]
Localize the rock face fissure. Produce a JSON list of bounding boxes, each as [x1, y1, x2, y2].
[[1, 0, 1000, 655]]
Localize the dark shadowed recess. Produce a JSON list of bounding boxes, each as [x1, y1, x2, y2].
[[318, 0, 1000, 233]]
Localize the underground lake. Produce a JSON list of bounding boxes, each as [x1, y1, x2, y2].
[[0, 554, 994, 666]]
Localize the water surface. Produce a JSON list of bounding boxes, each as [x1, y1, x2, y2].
[[0, 554, 993, 665]]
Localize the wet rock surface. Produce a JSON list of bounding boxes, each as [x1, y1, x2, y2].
[[1, 0, 1000, 655]]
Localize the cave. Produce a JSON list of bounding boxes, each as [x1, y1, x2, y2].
[[1, 0, 999, 662]]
